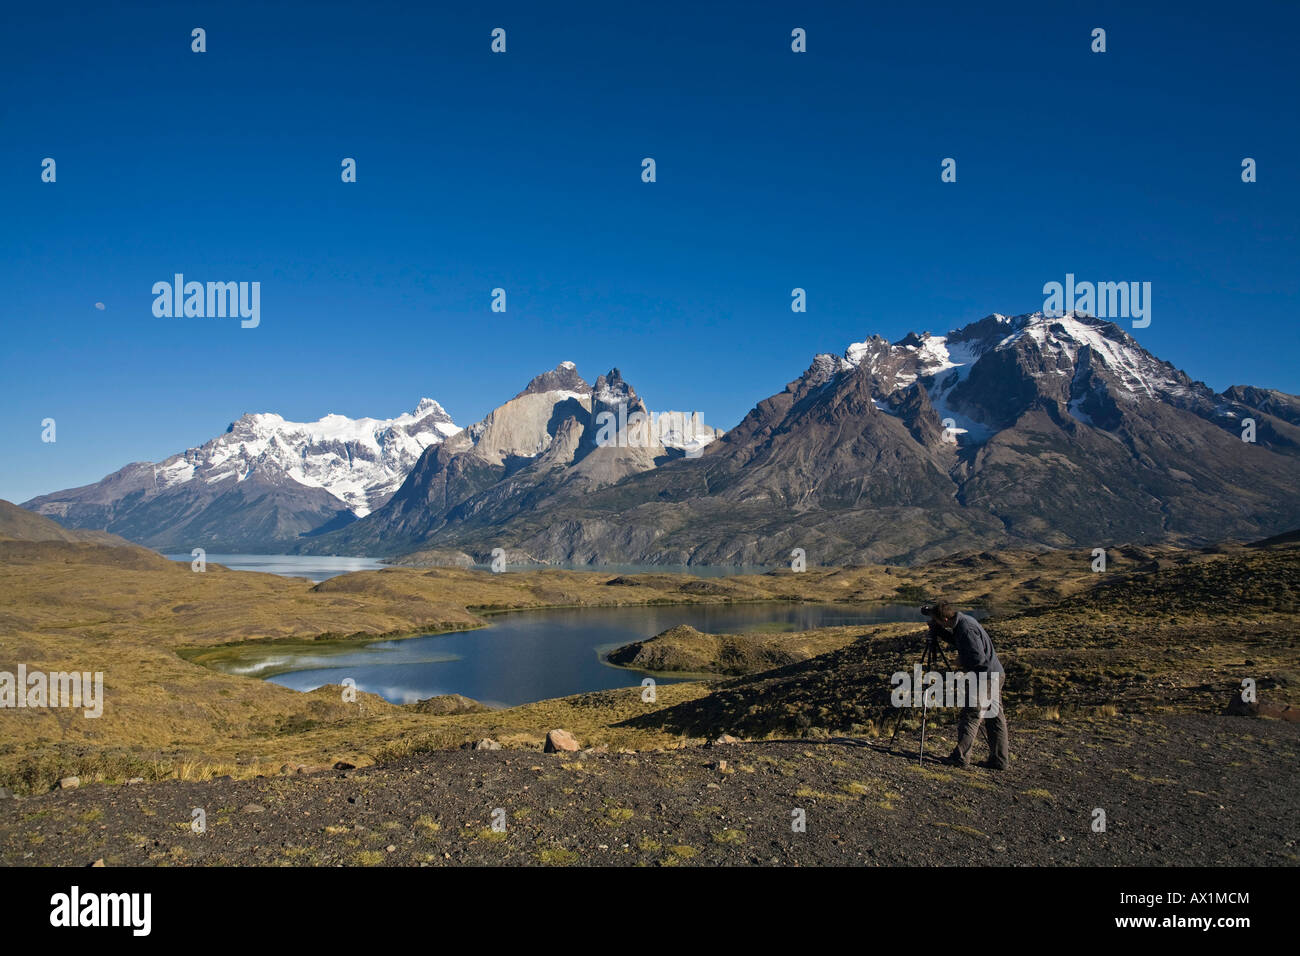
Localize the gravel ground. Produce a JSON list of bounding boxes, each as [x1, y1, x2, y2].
[[3, 714, 1296, 867]]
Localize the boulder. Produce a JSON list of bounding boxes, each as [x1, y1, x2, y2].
[[473, 738, 502, 751], [1226, 691, 1299, 721], [58, 776, 80, 790], [413, 694, 489, 715], [544, 729, 580, 753]]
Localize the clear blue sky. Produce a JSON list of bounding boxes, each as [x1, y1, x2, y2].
[[2, 0, 1297, 504]]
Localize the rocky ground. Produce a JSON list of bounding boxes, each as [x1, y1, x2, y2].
[[3, 713, 1295, 866]]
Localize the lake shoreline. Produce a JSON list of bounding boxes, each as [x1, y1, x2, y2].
[[245, 601, 928, 706]]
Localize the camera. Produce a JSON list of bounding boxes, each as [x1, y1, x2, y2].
[[920, 604, 939, 618]]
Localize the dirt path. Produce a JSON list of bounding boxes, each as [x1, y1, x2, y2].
[[3, 715, 1296, 867]]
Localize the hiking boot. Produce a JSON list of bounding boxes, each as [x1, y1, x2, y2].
[[978, 759, 1007, 771], [943, 754, 969, 769]]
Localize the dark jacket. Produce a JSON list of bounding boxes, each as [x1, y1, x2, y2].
[[936, 612, 1004, 675]]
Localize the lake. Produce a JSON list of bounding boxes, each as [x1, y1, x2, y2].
[[165, 553, 387, 583], [261, 602, 932, 707], [164, 553, 766, 583]]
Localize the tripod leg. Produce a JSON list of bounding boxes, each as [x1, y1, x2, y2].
[[890, 639, 920, 748], [918, 641, 934, 763], [889, 701, 907, 745]]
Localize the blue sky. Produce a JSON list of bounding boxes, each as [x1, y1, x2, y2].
[[2, 0, 1297, 504]]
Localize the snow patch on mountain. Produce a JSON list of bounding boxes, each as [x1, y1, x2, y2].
[[839, 310, 1194, 448], [155, 399, 459, 516], [912, 334, 958, 375], [997, 312, 1179, 399]]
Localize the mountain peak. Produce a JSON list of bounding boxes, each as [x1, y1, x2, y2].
[[592, 368, 639, 406], [516, 362, 592, 399], [410, 397, 451, 420], [832, 309, 1209, 447]]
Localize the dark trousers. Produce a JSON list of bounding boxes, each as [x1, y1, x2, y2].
[[951, 690, 1009, 768]]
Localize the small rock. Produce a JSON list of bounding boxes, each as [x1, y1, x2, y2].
[[386, 844, 396, 853], [706, 782, 721, 790], [59, 776, 80, 790], [90, 859, 105, 867], [713, 734, 739, 746], [125, 778, 144, 785], [0, 787, 15, 800], [544, 729, 580, 753], [714, 759, 729, 772], [474, 738, 502, 751], [241, 804, 265, 814]]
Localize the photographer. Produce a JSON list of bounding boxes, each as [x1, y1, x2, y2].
[[923, 601, 1009, 770]]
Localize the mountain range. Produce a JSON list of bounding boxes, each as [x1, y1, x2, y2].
[[22, 367, 720, 554], [22, 312, 1300, 564], [22, 399, 460, 551]]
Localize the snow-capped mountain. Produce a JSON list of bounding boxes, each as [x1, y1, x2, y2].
[[25, 365, 724, 554], [23, 399, 460, 551], [333, 312, 1300, 566], [307, 363, 725, 555], [164, 398, 460, 517], [836, 311, 1218, 441]]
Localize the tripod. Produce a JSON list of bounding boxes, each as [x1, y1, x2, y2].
[[889, 630, 952, 764]]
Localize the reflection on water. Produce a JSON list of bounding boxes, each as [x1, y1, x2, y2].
[[166, 554, 769, 583], [165, 553, 386, 583], [463, 563, 768, 577], [265, 602, 935, 707]]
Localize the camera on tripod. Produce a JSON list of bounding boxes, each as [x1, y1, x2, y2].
[[892, 601, 954, 762]]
